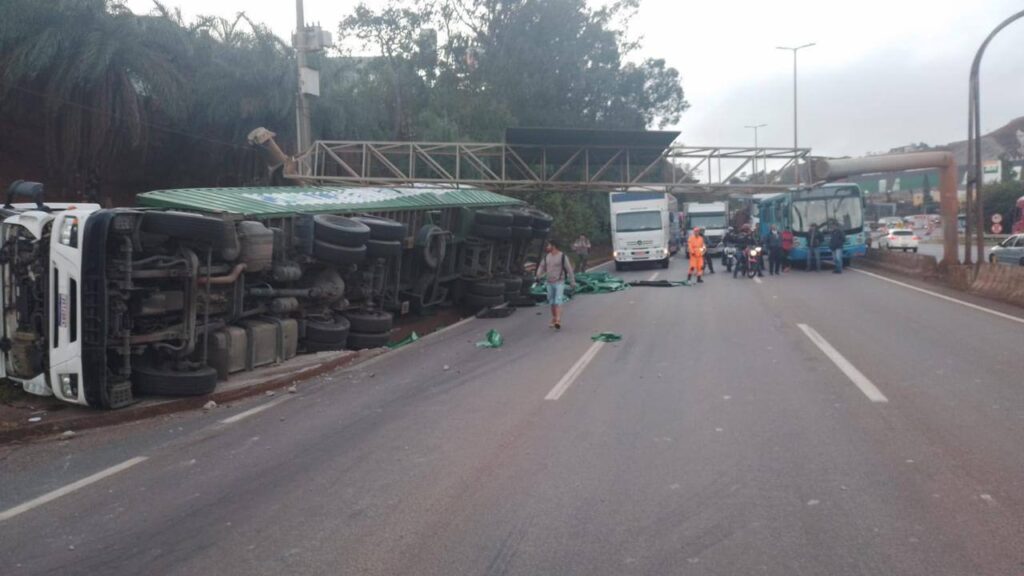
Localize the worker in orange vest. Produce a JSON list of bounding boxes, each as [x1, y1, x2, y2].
[[687, 227, 706, 284]]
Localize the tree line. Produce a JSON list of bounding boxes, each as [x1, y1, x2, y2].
[[0, 0, 689, 243]]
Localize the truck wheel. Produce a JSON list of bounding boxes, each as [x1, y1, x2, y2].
[[314, 240, 367, 265], [346, 331, 390, 350], [474, 208, 515, 227], [499, 276, 523, 294], [366, 239, 403, 259], [305, 315, 351, 344], [305, 339, 348, 353], [511, 226, 533, 240], [133, 364, 218, 397], [314, 214, 371, 247], [344, 309, 394, 334], [141, 211, 227, 249], [522, 208, 554, 230], [661, 258, 670, 269], [464, 292, 504, 310], [503, 208, 533, 227], [532, 227, 550, 240], [614, 262, 624, 271], [469, 280, 505, 297], [351, 215, 407, 241], [416, 225, 447, 269], [473, 223, 513, 240]]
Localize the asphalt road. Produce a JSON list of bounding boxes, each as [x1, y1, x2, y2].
[[2, 256, 1023, 576]]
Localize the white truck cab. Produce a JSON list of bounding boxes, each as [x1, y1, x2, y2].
[[609, 192, 678, 270], [0, 196, 100, 405]]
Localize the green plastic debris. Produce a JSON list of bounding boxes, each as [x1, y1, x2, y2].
[[530, 271, 630, 301], [388, 331, 419, 349], [591, 332, 623, 343], [476, 329, 504, 348]]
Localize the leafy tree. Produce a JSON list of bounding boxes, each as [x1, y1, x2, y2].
[[982, 180, 1024, 228]]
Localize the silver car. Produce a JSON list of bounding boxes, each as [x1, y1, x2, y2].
[[989, 234, 1024, 265]]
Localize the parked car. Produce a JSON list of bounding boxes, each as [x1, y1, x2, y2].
[[989, 234, 1024, 265], [879, 229, 919, 252]]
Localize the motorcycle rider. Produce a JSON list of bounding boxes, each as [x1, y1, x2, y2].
[[722, 226, 739, 272], [732, 224, 755, 279]]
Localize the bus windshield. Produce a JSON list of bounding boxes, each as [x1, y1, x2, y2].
[[616, 211, 662, 232], [790, 188, 863, 233]]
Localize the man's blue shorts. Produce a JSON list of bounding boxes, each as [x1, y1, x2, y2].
[[546, 281, 567, 305]]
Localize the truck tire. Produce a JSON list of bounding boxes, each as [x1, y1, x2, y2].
[[346, 331, 390, 350], [366, 239, 403, 259], [503, 208, 534, 227], [473, 223, 513, 240], [305, 316, 351, 344], [511, 226, 533, 240], [532, 227, 550, 240], [464, 292, 504, 310], [416, 225, 447, 269], [499, 276, 523, 294], [522, 208, 554, 230], [305, 339, 348, 353], [352, 215, 407, 241], [314, 214, 371, 247], [133, 364, 218, 397], [474, 208, 515, 227], [314, 240, 366, 265], [469, 280, 505, 297], [344, 309, 394, 334], [141, 212, 227, 249]]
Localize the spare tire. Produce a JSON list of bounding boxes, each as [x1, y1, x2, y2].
[[532, 227, 551, 240], [499, 276, 523, 294], [133, 364, 218, 397], [469, 280, 505, 297], [313, 240, 366, 265], [141, 212, 227, 249], [366, 239, 403, 259], [416, 225, 447, 269], [344, 309, 394, 334], [305, 315, 351, 344], [473, 223, 513, 240], [346, 331, 390, 350], [352, 215, 407, 241], [314, 214, 371, 247], [503, 208, 533, 227], [474, 208, 515, 227]]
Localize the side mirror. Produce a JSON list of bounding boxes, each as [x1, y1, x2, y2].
[[4, 180, 50, 211]]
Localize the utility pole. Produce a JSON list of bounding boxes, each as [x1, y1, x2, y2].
[[777, 43, 815, 187], [745, 124, 767, 183], [294, 0, 312, 157]]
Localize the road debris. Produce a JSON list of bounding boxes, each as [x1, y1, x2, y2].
[[476, 329, 504, 348], [27, 416, 41, 423], [388, 332, 420, 349], [203, 401, 218, 410], [591, 332, 622, 342], [60, 430, 76, 439], [265, 390, 276, 397]]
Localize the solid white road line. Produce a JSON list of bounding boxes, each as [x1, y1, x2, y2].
[[798, 324, 889, 403], [852, 268, 1024, 325], [220, 396, 291, 424], [0, 456, 148, 522], [545, 341, 606, 400]]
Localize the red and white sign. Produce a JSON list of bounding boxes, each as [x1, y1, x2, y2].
[[991, 213, 1003, 224], [991, 223, 1003, 234]]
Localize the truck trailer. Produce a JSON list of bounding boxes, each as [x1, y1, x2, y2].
[[0, 181, 552, 408]]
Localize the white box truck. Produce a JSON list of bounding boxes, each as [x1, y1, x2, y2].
[[609, 192, 679, 271], [684, 202, 729, 257]]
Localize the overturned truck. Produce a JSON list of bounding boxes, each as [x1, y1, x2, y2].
[[0, 180, 552, 408]]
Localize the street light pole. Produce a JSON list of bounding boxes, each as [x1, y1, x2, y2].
[[777, 43, 815, 187], [745, 124, 767, 183], [294, 0, 312, 157]]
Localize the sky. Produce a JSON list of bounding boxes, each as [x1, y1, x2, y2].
[[124, 0, 1024, 159]]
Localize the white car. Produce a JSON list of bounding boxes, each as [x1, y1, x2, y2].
[[879, 229, 919, 252]]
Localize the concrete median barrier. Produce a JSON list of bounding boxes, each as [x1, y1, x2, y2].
[[969, 263, 1024, 307], [861, 249, 939, 278], [864, 249, 1024, 308]]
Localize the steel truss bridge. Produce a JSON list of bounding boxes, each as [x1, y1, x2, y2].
[[294, 128, 812, 194]]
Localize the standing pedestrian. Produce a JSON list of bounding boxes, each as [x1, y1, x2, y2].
[[687, 227, 705, 284], [700, 228, 715, 274], [765, 225, 783, 275], [536, 240, 576, 329], [829, 224, 846, 274], [806, 223, 822, 272], [781, 227, 794, 271], [571, 233, 591, 273]]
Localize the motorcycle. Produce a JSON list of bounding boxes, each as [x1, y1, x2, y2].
[[723, 245, 737, 272], [745, 246, 763, 278]]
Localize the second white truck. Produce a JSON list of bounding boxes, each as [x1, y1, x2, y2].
[[609, 192, 679, 270]]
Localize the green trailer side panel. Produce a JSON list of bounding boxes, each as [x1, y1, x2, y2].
[[137, 186, 523, 217]]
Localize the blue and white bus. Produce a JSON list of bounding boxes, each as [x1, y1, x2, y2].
[[756, 184, 868, 267]]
